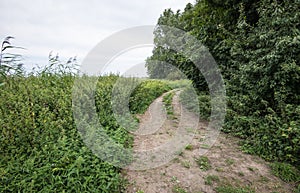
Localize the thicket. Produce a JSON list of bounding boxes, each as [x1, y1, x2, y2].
[[0, 47, 171, 191], [146, 0, 300, 170]]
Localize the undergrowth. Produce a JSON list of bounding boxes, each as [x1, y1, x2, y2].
[[269, 162, 300, 183], [0, 61, 170, 192], [179, 86, 211, 120], [163, 91, 175, 118]]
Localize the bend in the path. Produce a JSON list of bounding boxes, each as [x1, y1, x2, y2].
[[123, 90, 293, 193]]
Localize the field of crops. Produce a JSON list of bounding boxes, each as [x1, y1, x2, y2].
[[0, 73, 170, 192]]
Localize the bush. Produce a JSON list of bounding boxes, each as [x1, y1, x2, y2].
[[129, 80, 171, 114], [146, 0, 300, 170], [0, 75, 130, 192], [0, 73, 169, 192]]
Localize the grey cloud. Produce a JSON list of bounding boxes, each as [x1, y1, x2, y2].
[[0, 0, 192, 72]]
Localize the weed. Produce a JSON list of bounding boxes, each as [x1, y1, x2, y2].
[[205, 175, 220, 185], [185, 144, 193, 150], [185, 128, 195, 133], [151, 155, 156, 161], [172, 185, 188, 193], [175, 150, 184, 157], [248, 167, 255, 172], [259, 176, 269, 183], [216, 167, 224, 172], [181, 161, 191, 169], [195, 156, 211, 171], [163, 91, 175, 118], [200, 144, 210, 149], [295, 184, 300, 193], [171, 176, 179, 183], [0, 36, 24, 79], [0, 68, 170, 192], [270, 162, 300, 182], [225, 158, 235, 166], [215, 185, 255, 193]]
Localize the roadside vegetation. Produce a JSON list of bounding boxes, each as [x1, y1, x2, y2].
[[0, 41, 171, 192], [1, 0, 299, 191], [146, 1, 300, 189]]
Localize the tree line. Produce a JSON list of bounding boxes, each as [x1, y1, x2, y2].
[[146, 0, 300, 168]]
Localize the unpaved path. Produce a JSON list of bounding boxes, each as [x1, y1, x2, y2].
[[123, 91, 293, 193]]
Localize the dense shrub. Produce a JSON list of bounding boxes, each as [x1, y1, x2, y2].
[[224, 0, 300, 166], [146, 0, 300, 169], [0, 73, 169, 192], [0, 75, 125, 192], [129, 80, 171, 114]]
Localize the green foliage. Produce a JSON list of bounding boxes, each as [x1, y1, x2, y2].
[[163, 91, 175, 117], [195, 156, 211, 171], [185, 144, 193, 150], [269, 162, 300, 182], [37, 52, 78, 76], [129, 80, 171, 114], [204, 175, 220, 185], [224, 0, 300, 166], [295, 185, 300, 193], [163, 79, 192, 89], [180, 86, 211, 120], [215, 185, 255, 193], [0, 75, 125, 192], [225, 159, 235, 166], [148, 0, 300, 169], [181, 160, 191, 169], [166, 70, 185, 80], [0, 62, 168, 192], [172, 185, 188, 193], [0, 73, 132, 192]]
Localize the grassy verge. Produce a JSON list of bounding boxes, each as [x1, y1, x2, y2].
[[163, 91, 175, 118]]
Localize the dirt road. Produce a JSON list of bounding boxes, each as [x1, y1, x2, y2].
[[123, 91, 293, 193]]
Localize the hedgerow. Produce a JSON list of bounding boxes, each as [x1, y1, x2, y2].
[[146, 0, 300, 172]]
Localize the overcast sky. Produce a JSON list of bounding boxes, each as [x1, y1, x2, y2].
[[0, 0, 193, 75]]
